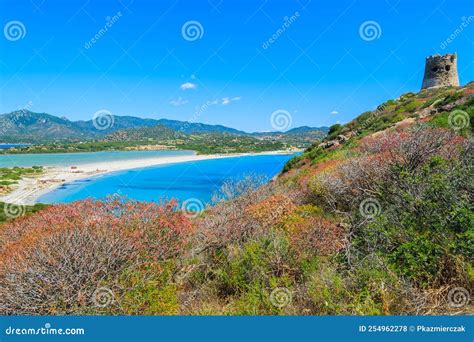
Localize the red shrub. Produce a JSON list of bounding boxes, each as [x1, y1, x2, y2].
[[0, 197, 193, 262], [359, 126, 466, 169], [196, 178, 274, 250], [0, 197, 194, 314], [247, 194, 297, 229], [288, 216, 345, 256]]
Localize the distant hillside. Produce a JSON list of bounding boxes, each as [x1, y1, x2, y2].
[[0, 111, 248, 143], [76, 116, 247, 136], [0, 110, 92, 143], [284, 126, 329, 135], [155, 119, 246, 135], [0, 110, 328, 147], [251, 126, 328, 146], [104, 125, 183, 142], [75, 116, 161, 135]]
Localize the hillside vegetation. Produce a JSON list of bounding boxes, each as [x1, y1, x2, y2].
[[0, 111, 245, 142], [0, 84, 472, 315], [6, 131, 288, 155], [0, 110, 327, 153]]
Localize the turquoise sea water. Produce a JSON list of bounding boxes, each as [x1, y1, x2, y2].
[[0, 150, 194, 168], [38, 154, 294, 205]]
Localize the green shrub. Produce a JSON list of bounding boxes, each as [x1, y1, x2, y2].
[[389, 237, 445, 286], [328, 124, 342, 135], [0, 202, 47, 223], [118, 262, 179, 315], [189, 230, 299, 315]]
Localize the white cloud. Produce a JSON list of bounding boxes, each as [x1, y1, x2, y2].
[[180, 82, 197, 90], [221, 96, 242, 105], [331, 110, 339, 115], [170, 97, 189, 106]]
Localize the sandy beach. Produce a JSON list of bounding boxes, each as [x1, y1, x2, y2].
[[0, 151, 294, 205]]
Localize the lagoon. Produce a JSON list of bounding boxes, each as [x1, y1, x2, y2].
[[0, 150, 195, 168], [38, 154, 294, 205]]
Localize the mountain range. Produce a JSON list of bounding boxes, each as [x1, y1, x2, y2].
[[0, 110, 328, 144]]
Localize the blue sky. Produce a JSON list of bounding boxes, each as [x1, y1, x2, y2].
[[0, 0, 473, 132]]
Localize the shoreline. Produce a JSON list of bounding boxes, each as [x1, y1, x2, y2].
[[0, 150, 295, 205]]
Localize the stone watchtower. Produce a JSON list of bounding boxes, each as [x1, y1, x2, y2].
[[421, 53, 460, 90]]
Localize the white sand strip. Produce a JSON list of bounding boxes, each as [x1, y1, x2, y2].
[[0, 150, 294, 205]]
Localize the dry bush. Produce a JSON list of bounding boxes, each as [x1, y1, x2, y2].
[[287, 216, 345, 257], [247, 194, 297, 229], [311, 125, 470, 216], [196, 175, 274, 251], [0, 197, 193, 315], [0, 224, 135, 315], [359, 125, 465, 170], [210, 174, 269, 204]]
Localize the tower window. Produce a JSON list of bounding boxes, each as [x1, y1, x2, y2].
[[445, 65, 451, 71], [431, 67, 438, 72]]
